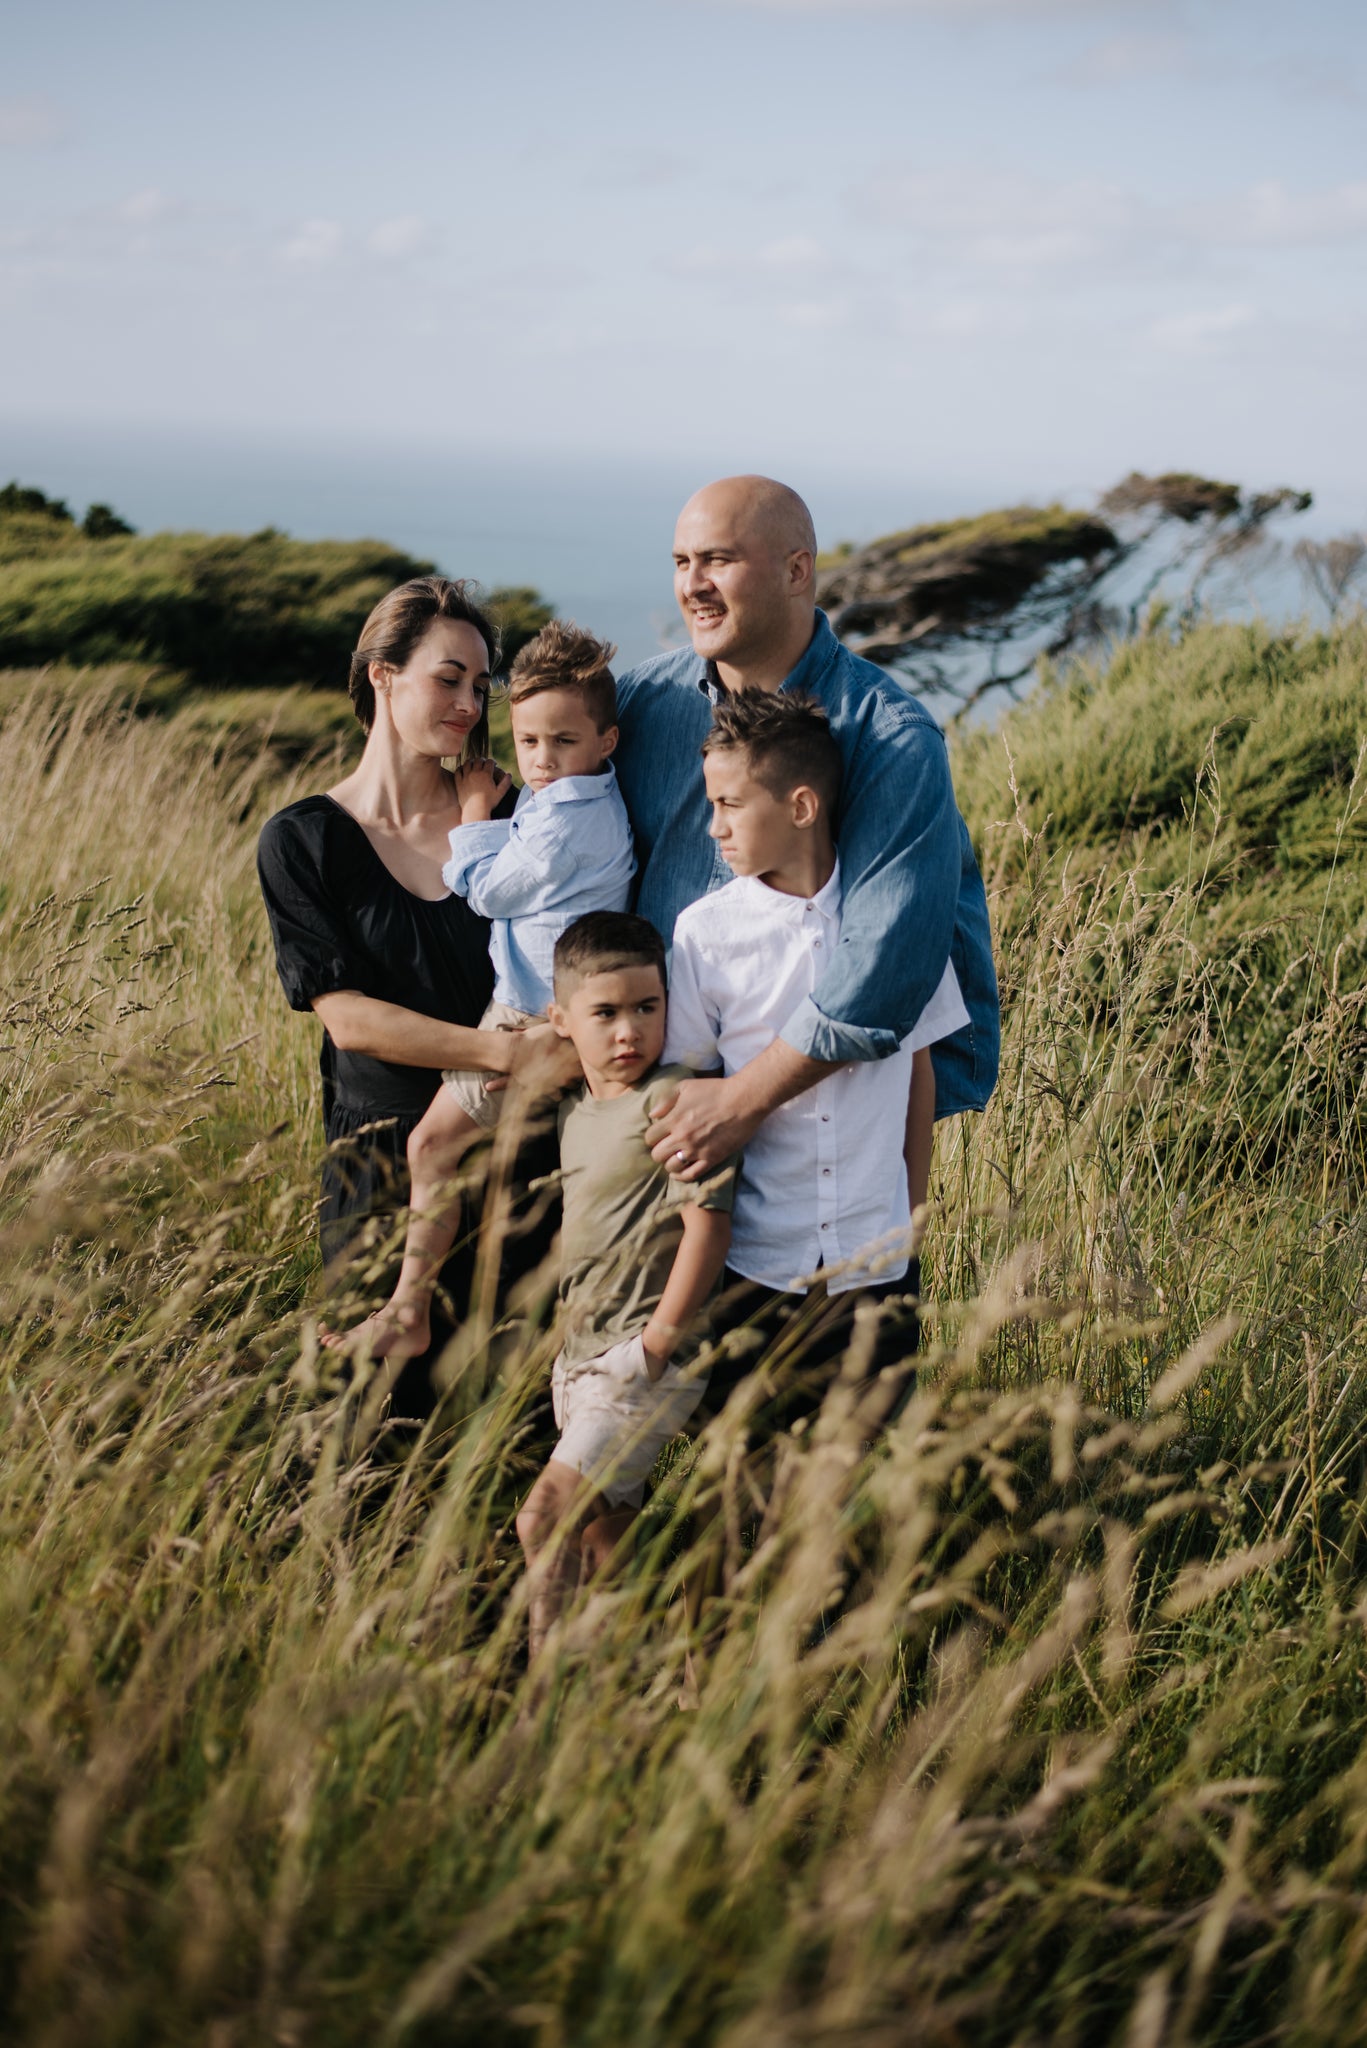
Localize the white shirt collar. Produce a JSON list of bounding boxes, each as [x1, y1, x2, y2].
[[734, 856, 842, 923]]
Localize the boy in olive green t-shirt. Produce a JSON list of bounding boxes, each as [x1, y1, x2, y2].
[[515, 912, 738, 1662]]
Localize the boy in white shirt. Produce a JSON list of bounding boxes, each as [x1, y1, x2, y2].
[[662, 689, 968, 1434]]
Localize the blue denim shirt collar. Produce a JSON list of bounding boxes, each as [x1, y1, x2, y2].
[[699, 610, 840, 702]]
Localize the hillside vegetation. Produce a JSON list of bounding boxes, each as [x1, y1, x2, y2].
[[0, 484, 553, 696], [2, 618, 1367, 2044]]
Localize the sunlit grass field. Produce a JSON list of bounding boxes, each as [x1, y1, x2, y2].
[[4, 620, 1367, 2046]]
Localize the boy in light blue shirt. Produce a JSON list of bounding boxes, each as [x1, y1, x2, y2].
[[335, 621, 634, 1363]]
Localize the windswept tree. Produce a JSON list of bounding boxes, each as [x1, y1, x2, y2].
[[1294, 533, 1367, 622], [817, 472, 1312, 716]]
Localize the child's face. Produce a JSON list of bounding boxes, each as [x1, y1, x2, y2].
[[704, 747, 814, 879], [550, 965, 667, 1097], [510, 687, 616, 791]]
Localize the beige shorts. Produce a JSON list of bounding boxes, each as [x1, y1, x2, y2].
[[551, 1333, 708, 1510], [440, 999, 540, 1130]]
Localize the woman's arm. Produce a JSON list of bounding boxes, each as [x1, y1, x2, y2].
[[311, 990, 518, 1074]]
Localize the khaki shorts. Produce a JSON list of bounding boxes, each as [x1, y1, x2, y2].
[[440, 998, 539, 1130], [551, 1333, 707, 1510]]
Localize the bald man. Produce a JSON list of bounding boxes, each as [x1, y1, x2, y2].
[[611, 474, 999, 1179]]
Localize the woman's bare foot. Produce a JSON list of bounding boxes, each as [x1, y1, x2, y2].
[[319, 1295, 431, 1362]]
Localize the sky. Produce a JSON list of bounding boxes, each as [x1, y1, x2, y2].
[[2, 0, 1365, 643]]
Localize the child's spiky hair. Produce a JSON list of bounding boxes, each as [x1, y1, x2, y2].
[[553, 912, 666, 1001], [508, 620, 619, 732], [701, 689, 842, 817]]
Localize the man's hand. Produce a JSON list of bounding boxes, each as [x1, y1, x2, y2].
[[650, 1043, 838, 1178], [648, 1075, 764, 1180], [455, 755, 512, 822]]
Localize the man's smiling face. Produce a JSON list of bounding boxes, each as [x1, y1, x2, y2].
[[672, 483, 798, 671]]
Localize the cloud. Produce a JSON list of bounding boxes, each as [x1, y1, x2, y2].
[[1263, 56, 1365, 109], [523, 142, 691, 192], [675, 235, 839, 278], [853, 165, 1367, 292], [0, 97, 65, 147], [366, 215, 427, 260], [668, 234, 851, 336], [898, 295, 1020, 340], [117, 190, 172, 225], [1148, 303, 1255, 353], [1052, 37, 1366, 108], [1053, 30, 1193, 84], [592, 146, 690, 190], [778, 298, 849, 328], [857, 166, 1138, 274], [1201, 180, 1367, 248], [278, 218, 344, 268], [756, 234, 828, 271]]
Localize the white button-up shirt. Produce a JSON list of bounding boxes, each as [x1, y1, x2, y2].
[[663, 861, 969, 1294]]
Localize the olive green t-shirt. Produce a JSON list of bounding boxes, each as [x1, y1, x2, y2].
[[556, 1063, 738, 1369]]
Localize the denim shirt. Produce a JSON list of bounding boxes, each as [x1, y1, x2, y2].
[[441, 765, 635, 1015], [613, 611, 999, 1117]]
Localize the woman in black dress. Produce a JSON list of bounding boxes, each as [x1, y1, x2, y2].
[[257, 576, 566, 1394]]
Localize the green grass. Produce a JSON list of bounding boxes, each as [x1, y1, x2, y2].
[[3, 619, 1367, 2044]]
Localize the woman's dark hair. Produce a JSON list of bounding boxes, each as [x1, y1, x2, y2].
[[348, 576, 500, 757]]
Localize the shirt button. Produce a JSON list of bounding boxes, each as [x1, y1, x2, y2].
[[821, 1114, 831, 1123], [820, 1221, 830, 1231], [813, 938, 822, 947], [822, 1167, 831, 1177]]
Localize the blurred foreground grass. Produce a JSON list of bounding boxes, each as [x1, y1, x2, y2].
[[4, 623, 1367, 2046]]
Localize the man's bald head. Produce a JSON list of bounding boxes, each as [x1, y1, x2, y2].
[[672, 476, 820, 690], [677, 476, 817, 562]]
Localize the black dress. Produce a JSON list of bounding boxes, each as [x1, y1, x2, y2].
[[258, 791, 561, 1423], [257, 793, 499, 1264]]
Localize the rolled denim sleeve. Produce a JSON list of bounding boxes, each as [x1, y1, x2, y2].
[[779, 999, 903, 1062], [779, 707, 960, 1064]]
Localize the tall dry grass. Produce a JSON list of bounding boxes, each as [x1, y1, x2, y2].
[[4, 631, 1367, 2046]]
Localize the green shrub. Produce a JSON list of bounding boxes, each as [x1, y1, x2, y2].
[[0, 512, 554, 692], [953, 615, 1367, 876]]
